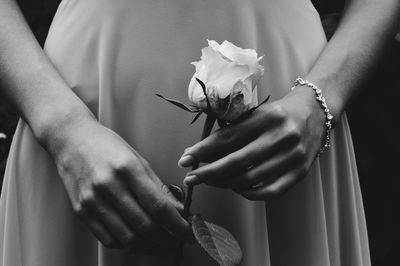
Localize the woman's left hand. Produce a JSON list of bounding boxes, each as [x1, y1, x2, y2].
[[179, 88, 328, 200]]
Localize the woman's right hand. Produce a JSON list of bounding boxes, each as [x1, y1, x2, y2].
[[41, 114, 191, 251]]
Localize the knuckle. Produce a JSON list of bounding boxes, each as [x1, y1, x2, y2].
[[242, 172, 255, 185], [293, 144, 307, 161], [79, 190, 96, 209], [270, 104, 288, 122], [92, 174, 114, 193], [285, 122, 301, 143], [72, 203, 85, 216], [113, 154, 138, 174]]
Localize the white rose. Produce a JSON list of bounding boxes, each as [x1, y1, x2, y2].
[[188, 40, 264, 121]]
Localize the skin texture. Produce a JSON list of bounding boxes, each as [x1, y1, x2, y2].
[[0, 0, 192, 250], [181, 89, 325, 200], [52, 117, 192, 250], [0, 0, 399, 250], [181, 0, 400, 200]]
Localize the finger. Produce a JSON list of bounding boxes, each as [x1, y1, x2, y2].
[[83, 192, 156, 249], [77, 209, 119, 248], [121, 160, 192, 240], [136, 154, 185, 212], [99, 180, 178, 247], [127, 147, 186, 216], [237, 168, 307, 201], [178, 119, 259, 168], [178, 104, 286, 168], [183, 128, 289, 186], [226, 144, 305, 190]]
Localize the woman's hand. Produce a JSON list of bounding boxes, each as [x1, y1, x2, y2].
[[43, 115, 191, 251], [179, 88, 327, 200]]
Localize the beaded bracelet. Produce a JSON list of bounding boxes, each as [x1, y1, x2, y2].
[[291, 77, 333, 154]]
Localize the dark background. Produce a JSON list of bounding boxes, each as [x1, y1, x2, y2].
[[0, 1, 399, 265]]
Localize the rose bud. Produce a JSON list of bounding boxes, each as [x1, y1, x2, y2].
[[188, 40, 264, 121]]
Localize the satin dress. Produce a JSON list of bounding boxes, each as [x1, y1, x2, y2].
[[0, 0, 371, 265]]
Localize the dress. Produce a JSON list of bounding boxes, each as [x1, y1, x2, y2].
[[0, 0, 371, 265]]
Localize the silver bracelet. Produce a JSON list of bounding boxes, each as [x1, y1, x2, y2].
[[291, 77, 333, 154]]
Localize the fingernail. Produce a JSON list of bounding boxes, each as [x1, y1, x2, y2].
[[184, 175, 199, 186], [178, 155, 194, 168]]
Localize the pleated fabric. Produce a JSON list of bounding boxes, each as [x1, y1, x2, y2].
[[0, 0, 370, 265]]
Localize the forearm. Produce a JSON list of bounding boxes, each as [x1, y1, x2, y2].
[[0, 0, 95, 143], [305, 0, 400, 125]]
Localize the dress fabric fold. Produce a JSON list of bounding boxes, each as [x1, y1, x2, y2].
[[0, 0, 370, 265]]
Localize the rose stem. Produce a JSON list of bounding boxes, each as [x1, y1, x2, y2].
[[183, 114, 216, 218], [174, 114, 216, 266]]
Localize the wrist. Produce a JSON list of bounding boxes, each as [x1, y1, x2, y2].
[[289, 77, 335, 153], [32, 102, 97, 156], [302, 76, 345, 128], [287, 85, 326, 125]]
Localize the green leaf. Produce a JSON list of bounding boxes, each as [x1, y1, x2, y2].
[[156, 94, 200, 113], [191, 215, 243, 266]]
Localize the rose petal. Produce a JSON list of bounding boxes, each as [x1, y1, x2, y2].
[[216, 40, 259, 66], [188, 40, 265, 120], [220, 80, 253, 121], [189, 46, 251, 101]]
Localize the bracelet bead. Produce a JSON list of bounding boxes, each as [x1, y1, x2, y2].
[[291, 77, 333, 154]]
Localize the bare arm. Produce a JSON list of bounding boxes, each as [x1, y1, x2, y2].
[[0, 0, 191, 249], [307, 0, 400, 123], [180, 0, 400, 200], [0, 0, 95, 144]]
